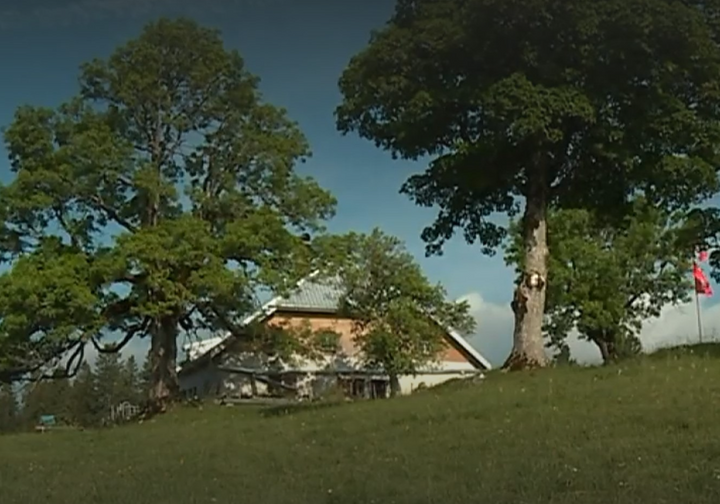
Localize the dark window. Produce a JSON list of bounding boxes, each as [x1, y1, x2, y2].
[[370, 380, 388, 399], [351, 379, 366, 398], [337, 377, 389, 399]]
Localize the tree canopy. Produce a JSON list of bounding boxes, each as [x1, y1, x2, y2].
[[319, 228, 475, 395], [0, 18, 336, 408], [336, 0, 720, 368], [681, 205, 720, 280], [506, 200, 693, 363]]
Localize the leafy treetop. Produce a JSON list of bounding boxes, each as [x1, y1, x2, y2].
[[0, 18, 336, 401], [336, 0, 720, 255]]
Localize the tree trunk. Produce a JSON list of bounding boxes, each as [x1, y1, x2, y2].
[[591, 331, 618, 364], [503, 173, 550, 370], [389, 373, 401, 398], [147, 316, 179, 412], [142, 113, 180, 414], [596, 340, 615, 364]]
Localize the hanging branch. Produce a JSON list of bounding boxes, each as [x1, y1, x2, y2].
[[0, 332, 94, 383], [91, 317, 151, 353]]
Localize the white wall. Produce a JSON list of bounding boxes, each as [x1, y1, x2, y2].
[[179, 357, 482, 399], [398, 361, 481, 394], [398, 372, 471, 394]]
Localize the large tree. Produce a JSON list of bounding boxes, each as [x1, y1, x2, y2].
[[335, 0, 720, 369], [0, 18, 335, 409], [319, 229, 475, 396], [506, 200, 693, 363]]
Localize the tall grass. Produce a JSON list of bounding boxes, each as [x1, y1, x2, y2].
[[2, 344, 720, 503]]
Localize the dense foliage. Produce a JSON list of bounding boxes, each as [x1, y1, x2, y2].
[[336, 0, 720, 368], [682, 206, 720, 280], [319, 229, 475, 395], [0, 18, 335, 407], [0, 354, 148, 433], [506, 200, 693, 362]]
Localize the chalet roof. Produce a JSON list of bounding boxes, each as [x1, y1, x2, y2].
[[277, 274, 343, 311], [180, 272, 493, 371]]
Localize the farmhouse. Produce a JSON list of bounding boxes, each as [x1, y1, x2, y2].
[[178, 274, 492, 400]]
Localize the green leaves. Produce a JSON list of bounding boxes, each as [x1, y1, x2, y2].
[[505, 200, 693, 361], [680, 206, 720, 281], [0, 240, 101, 381], [0, 18, 336, 389], [337, 0, 720, 368], [337, 0, 720, 254], [318, 229, 475, 379]]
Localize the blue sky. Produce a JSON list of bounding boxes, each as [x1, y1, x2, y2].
[[0, 0, 717, 366]]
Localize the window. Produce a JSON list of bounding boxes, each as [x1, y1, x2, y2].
[[351, 379, 366, 398], [337, 377, 389, 399], [370, 380, 388, 399]]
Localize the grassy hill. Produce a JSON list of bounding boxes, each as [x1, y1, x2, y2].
[[3, 345, 720, 504]]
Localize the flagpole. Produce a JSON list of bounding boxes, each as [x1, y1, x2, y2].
[[693, 251, 712, 343], [695, 286, 704, 343]]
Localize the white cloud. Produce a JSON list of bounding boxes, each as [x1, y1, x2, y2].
[[457, 292, 515, 366], [458, 291, 720, 367]]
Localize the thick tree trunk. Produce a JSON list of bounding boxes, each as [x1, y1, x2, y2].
[[596, 340, 616, 364], [148, 316, 179, 412], [143, 114, 180, 413], [591, 331, 618, 364], [503, 174, 550, 370]]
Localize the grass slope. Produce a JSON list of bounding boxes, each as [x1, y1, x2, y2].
[[3, 346, 720, 504]]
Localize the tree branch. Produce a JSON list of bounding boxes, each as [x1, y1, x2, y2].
[[87, 194, 137, 233], [179, 306, 197, 331], [54, 172, 137, 234], [196, 302, 255, 342], [52, 205, 80, 248], [0, 331, 94, 384], [91, 317, 151, 354], [62, 339, 85, 378], [103, 297, 136, 321], [624, 260, 671, 310]]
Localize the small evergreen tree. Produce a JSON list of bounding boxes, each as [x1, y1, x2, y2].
[[120, 356, 141, 405], [138, 356, 153, 405], [94, 353, 124, 418], [69, 362, 101, 427], [21, 378, 72, 427]]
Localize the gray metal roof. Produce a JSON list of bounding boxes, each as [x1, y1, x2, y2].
[[275, 275, 344, 311]]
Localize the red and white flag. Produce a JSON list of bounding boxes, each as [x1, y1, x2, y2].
[[693, 262, 713, 297]]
